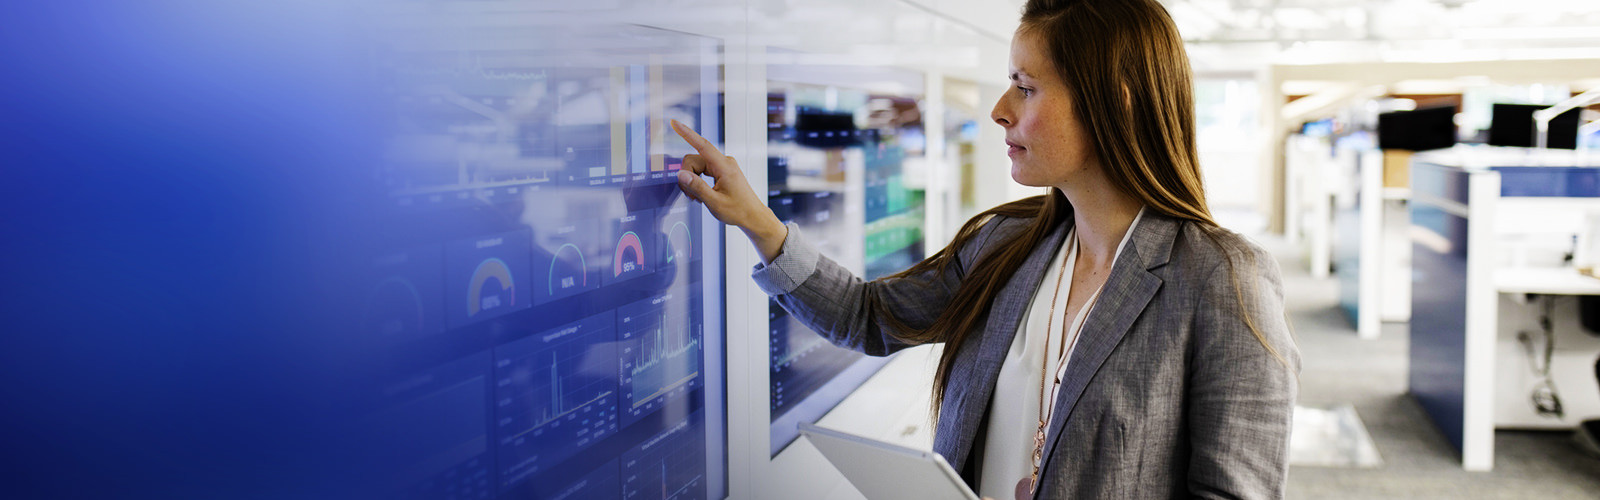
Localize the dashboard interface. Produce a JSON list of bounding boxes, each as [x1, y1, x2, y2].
[[363, 16, 727, 500], [3, 2, 974, 499]]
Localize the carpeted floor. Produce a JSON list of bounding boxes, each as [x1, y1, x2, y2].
[[1256, 232, 1600, 499]]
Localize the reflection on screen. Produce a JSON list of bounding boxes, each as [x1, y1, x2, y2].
[[765, 82, 926, 455], [363, 16, 725, 499]]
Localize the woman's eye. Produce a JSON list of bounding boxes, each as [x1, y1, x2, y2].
[[1017, 86, 1033, 97]]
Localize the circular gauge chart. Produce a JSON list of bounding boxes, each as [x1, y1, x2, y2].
[[446, 230, 531, 329], [549, 243, 588, 295], [363, 276, 425, 338], [468, 257, 515, 317], [613, 231, 646, 277], [666, 221, 691, 264]]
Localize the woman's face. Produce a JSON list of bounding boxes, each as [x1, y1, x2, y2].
[[990, 30, 1098, 188]]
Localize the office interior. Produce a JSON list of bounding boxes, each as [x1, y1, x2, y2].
[[5, 0, 1600, 498]]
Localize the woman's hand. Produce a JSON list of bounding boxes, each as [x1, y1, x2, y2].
[[670, 119, 788, 263]]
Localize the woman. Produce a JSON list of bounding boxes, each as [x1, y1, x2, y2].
[[671, 0, 1299, 498]]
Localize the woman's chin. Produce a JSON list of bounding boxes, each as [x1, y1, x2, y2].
[[1010, 163, 1029, 185], [1010, 166, 1049, 187]]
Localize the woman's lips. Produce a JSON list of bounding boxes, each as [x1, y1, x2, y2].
[[1006, 140, 1025, 156]]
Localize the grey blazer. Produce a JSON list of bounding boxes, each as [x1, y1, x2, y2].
[[751, 210, 1301, 499]]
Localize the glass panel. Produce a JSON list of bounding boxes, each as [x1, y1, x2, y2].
[[764, 65, 927, 455]]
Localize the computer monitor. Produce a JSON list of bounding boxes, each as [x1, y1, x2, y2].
[[1376, 106, 1457, 151], [1488, 103, 1581, 149]]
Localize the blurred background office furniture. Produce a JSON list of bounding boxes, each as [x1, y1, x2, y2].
[[1408, 150, 1600, 471]]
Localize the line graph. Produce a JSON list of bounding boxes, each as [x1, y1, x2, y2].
[[493, 312, 619, 489], [627, 311, 701, 407], [768, 301, 865, 418], [621, 411, 707, 500], [515, 352, 613, 434], [771, 332, 830, 370], [617, 294, 702, 426]]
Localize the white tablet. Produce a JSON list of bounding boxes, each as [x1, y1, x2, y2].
[[798, 422, 981, 500]]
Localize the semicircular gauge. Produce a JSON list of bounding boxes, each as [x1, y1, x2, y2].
[[549, 243, 588, 295], [613, 231, 645, 277], [467, 257, 515, 317], [363, 276, 425, 337], [667, 221, 691, 263]]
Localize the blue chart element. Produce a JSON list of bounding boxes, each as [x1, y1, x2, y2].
[[493, 312, 620, 491], [447, 229, 533, 328], [534, 222, 601, 306], [617, 293, 702, 427], [371, 352, 494, 500], [622, 411, 707, 500], [363, 245, 445, 341]]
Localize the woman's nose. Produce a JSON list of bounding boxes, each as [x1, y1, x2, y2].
[[990, 100, 1011, 127]]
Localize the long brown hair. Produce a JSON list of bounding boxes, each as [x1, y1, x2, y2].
[[885, 0, 1287, 417]]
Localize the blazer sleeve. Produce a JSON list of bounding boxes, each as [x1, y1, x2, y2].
[[1185, 243, 1302, 499], [750, 218, 1005, 356]]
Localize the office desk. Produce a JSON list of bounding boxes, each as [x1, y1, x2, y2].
[[1491, 269, 1600, 435], [1496, 267, 1600, 296], [1409, 155, 1600, 471]]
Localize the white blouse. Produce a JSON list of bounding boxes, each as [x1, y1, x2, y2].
[[977, 208, 1143, 499]]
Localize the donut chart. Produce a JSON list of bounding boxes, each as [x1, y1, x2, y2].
[[468, 257, 515, 317], [613, 231, 645, 277]]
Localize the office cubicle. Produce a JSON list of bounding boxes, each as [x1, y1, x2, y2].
[[1409, 150, 1600, 471]]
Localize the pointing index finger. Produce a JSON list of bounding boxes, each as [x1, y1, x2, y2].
[[670, 119, 725, 161]]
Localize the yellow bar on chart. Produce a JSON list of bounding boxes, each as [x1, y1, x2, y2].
[[609, 66, 627, 176], [649, 56, 665, 172]]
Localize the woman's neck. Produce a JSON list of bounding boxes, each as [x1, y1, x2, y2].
[[1057, 176, 1143, 268]]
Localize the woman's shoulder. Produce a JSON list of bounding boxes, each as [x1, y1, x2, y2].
[[976, 212, 1034, 240], [951, 199, 1047, 260], [1166, 216, 1275, 278], [947, 213, 1029, 270]]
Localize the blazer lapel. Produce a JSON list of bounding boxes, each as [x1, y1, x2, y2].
[[938, 217, 1072, 474], [1037, 214, 1179, 479]]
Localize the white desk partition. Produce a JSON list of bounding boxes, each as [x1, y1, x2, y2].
[[1286, 134, 1336, 279]]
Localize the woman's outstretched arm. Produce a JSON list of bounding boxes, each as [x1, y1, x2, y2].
[[670, 120, 789, 264], [670, 120, 1000, 354]]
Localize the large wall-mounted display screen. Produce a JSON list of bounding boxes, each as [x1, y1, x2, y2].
[[765, 74, 927, 455], [363, 16, 728, 499], [2, 3, 727, 498]]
